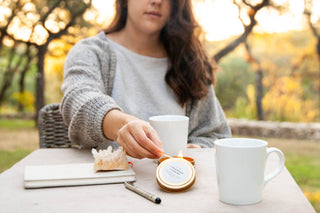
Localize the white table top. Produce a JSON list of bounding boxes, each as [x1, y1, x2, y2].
[[0, 148, 316, 213]]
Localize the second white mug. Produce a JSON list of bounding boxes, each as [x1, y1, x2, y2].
[[149, 115, 189, 156], [215, 138, 285, 205]]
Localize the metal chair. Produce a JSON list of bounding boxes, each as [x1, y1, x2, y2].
[[38, 103, 79, 148]]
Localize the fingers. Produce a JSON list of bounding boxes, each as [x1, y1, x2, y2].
[[117, 130, 146, 159], [132, 124, 162, 151], [117, 130, 156, 159], [187, 143, 201, 148], [116, 120, 163, 159], [129, 122, 163, 158], [144, 125, 162, 148]]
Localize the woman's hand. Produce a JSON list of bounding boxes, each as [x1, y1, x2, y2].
[[116, 120, 163, 159], [103, 109, 163, 159], [187, 144, 201, 148]]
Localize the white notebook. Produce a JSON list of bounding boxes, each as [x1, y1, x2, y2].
[[24, 163, 136, 189]]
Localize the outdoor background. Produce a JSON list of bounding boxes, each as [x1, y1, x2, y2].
[[0, 0, 319, 211]]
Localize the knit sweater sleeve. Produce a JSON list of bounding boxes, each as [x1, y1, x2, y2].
[[60, 35, 121, 148], [187, 86, 232, 148]]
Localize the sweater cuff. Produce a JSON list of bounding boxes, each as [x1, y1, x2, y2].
[[89, 99, 122, 145]]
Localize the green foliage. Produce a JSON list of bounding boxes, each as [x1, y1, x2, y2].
[[212, 30, 320, 122], [286, 153, 320, 212], [226, 94, 256, 119], [215, 55, 255, 110], [263, 76, 319, 122], [0, 44, 37, 112], [0, 149, 32, 173], [0, 0, 93, 115], [286, 154, 320, 189], [0, 70, 37, 111], [12, 91, 35, 111], [225, 97, 248, 118], [0, 119, 35, 129]]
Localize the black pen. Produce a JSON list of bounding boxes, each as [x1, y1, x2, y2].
[[124, 182, 161, 204]]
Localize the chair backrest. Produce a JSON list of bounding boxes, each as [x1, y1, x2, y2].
[[38, 103, 78, 148]]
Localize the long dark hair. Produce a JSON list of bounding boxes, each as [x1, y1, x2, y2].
[[104, 0, 214, 106]]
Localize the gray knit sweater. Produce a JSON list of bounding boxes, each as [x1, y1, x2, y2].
[[61, 32, 231, 149]]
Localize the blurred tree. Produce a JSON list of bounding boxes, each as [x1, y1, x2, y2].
[[17, 44, 36, 112], [0, 43, 29, 107], [224, 31, 320, 122], [263, 76, 319, 122], [0, 0, 93, 123], [230, 0, 281, 120], [215, 55, 255, 111], [243, 40, 264, 120], [213, 0, 272, 63], [213, 0, 287, 120], [304, 0, 320, 108], [304, 0, 320, 63], [0, 44, 16, 106]]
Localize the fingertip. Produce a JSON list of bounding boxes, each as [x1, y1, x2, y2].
[[145, 125, 162, 146], [153, 139, 163, 149], [156, 145, 164, 153], [155, 150, 164, 159]]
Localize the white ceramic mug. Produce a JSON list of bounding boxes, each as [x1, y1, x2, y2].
[[214, 138, 285, 205], [149, 115, 189, 156]]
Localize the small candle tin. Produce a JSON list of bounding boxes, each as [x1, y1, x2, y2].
[[158, 156, 195, 166], [156, 158, 196, 192]]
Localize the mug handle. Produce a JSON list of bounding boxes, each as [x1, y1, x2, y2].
[[264, 147, 285, 185]]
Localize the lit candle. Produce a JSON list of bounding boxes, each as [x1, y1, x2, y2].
[[156, 154, 196, 192], [158, 151, 195, 166]]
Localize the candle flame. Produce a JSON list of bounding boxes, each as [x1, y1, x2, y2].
[[177, 151, 183, 158]]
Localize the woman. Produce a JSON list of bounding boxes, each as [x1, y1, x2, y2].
[[61, 0, 231, 159]]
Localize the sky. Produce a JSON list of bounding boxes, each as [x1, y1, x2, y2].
[[92, 0, 320, 41]]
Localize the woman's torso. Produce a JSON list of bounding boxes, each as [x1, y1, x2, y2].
[[107, 37, 185, 121]]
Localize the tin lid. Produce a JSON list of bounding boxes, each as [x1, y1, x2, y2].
[[158, 156, 195, 166], [156, 158, 196, 192]]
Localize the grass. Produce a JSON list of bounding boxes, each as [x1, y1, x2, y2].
[[286, 154, 320, 189], [285, 153, 320, 211], [0, 119, 319, 212], [0, 149, 33, 173], [0, 119, 35, 129], [0, 119, 38, 172]]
